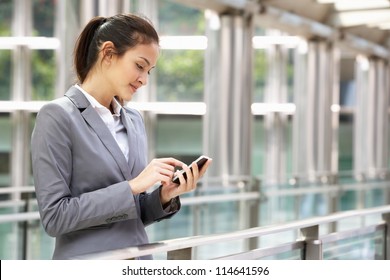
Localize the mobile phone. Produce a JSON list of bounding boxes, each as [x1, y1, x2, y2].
[[172, 155, 211, 184]]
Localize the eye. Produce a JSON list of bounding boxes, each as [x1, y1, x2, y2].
[[136, 63, 144, 70]]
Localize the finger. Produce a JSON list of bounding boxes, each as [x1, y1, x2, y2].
[[160, 173, 174, 186], [191, 161, 200, 180], [153, 160, 176, 173], [198, 159, 212, 177], [182, 164, 194, 190], [158, 163, 177, 176], [159, 157, 185, 168], [176, 168, 187, 189]]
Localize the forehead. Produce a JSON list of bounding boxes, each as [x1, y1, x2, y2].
[[125, 43, 159, 66]]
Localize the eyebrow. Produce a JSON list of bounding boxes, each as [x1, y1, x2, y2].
[[139, 57, 151, 66]]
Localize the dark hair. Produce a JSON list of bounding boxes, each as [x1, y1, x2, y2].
[[74, 13, 159, 83]]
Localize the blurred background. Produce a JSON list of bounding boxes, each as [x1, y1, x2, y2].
[[1, 0, 390, 260]]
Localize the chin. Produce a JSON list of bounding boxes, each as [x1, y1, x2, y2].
[[123, 94, 133, 103]]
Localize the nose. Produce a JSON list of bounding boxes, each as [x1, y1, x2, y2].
[[138, 73, 148, 86]]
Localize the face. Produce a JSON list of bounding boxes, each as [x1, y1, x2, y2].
[[105, 42, 159, 101]]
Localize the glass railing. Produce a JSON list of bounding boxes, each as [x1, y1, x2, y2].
[[1, 171, 390, 259]]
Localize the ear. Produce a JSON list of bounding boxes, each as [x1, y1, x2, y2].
[[100, 41, 116, 63]]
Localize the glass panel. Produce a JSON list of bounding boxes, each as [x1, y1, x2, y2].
[[155, 115, 202, 163], [298, 192, 329, 219], [259, 230, 298, 249], [339, 57, 356, 107], [339, 56, 355, 172], [33, 0, 56, 37], [252, 116, 265, 176], [0, 50, 12, 100], [323, 230, 384, 260], [286, 116, 293, 174], [31, 50, 55, 100], [253, 49, 267, 102], [195, 240, 245, 259], [340, 80, 356, 107], [260, 248, 303, 260], [0, 221, 22, 259], [128, 0, 139, 13], [339, 113, 353, 171], [0, 218, 54, 260], [287, 49, 294, 102], [157, 50, 204, 101], [147, 193, 246, 259], [158, 0, 204, 36], [26, 203, 55, 259], [0, 113, 11, 189], [364, 187, 386, 207], [0, 0, 13, 36]]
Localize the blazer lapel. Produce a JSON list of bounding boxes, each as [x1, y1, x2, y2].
[[65, 86, 132, 179]]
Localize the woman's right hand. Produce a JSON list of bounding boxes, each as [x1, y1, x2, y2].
[[128, 157, 184, 194]]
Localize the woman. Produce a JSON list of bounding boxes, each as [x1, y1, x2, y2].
[[31, 13, 211, 259]]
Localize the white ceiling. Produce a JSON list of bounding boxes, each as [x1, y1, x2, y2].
[[175, 0, 390, 59]]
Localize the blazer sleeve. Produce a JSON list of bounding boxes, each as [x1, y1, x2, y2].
[[139, 186, 181, 226], [31, 102, 138, 237]]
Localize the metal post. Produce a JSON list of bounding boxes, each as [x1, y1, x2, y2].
[[300, 225, 322, 260], [382, 213, 390, 260], [167, 247, 192, 260], [12, 0, 32, 260], [247, 178, 260, 251], [264, 34, 288, 184], [203, 12, 253, 180], [328, 173, 339, 233]]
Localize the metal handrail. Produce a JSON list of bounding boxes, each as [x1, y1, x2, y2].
[[1, 178, 389, 223], [72, 205, 390, 260], [0, 211, 40, 223], [0, 186, 35, 194]]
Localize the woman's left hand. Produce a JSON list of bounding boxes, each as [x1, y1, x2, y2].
[[159, 158, 212, 205]]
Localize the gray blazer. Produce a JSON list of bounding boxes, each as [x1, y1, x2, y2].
[[31, 86, 180, 259]]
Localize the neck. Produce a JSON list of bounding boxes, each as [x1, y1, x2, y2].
[[80, 76, 113, 109]]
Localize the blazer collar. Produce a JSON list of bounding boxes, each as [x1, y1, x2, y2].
[[64, 86, 133, 179], [64, 85, 91, 110]]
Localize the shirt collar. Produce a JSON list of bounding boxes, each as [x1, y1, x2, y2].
[[75, 84, 122, 116]]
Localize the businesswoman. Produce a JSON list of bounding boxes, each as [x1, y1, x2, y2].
[[31, 13, 211, 259]]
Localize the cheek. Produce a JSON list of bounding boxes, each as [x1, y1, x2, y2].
[[122, 65, 137, 81]]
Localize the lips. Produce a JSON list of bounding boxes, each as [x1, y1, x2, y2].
[[130, 84, 138, 92]]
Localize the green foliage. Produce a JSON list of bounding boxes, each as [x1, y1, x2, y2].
[[156, 1, 205, 101], [0, 50, 11, 100], [0, 0, 12, 100], [158, 0, 204, 35], [31, 50, 55, 100], [33, 0, 56, 37], [0, 0, 12, 36], [157, 50, 204, 101], [253, 49, 267, 102]]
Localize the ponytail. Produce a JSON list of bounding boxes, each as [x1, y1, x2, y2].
[[74, 16, 106, 83]]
